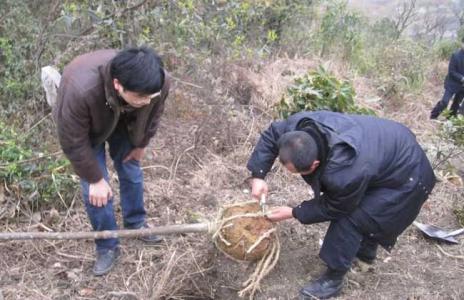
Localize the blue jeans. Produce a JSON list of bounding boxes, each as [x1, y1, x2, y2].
[[80, 128, 145, 253]]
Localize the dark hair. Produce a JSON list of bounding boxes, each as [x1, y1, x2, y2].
[[110, 46, 164, 94], [278, 131, 318, 172]]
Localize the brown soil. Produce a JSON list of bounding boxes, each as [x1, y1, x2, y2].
[[1, 58, 464, 300]]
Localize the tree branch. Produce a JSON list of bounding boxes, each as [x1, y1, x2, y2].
[[0, 222, 211, 241]]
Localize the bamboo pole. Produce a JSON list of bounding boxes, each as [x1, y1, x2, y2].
[[0, 223, 212, 241]]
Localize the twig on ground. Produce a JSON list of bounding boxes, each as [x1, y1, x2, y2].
[[108, 291, 138, 298], [136, 248, 145, 273], [167, 145, 195, 193], [126, 265, 153, 288], [141, 164, 171, 172], [186, 239, 206, 278], [56, 251, 93, 261], [170, 74, 204, 89], [152, 250, 180, 299], [28, 223, 54, 232], [348, 278, 361, 288], [63, 191, 78, 222], [436, 244, 464, 260], [23, 113, 51, 137]]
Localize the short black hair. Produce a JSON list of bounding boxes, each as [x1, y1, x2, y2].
[[278, 131, 318, 172], [110, 46, 164, 95]]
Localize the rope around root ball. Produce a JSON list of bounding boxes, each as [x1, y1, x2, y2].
[[212, 201, 281, 300], [238, 234, 280, 299]]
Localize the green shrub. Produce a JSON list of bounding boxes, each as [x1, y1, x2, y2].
[[316, 1, 366, 62], [440, 112, 464, 147], [276, 66, 375, 118], [373, 39, 428, 99], [0, 122, 76, 212], [369, 18, 398, 42], [433, 39, 460, 61], [308, 1, 429, 98], [0, 35, 39, 111]]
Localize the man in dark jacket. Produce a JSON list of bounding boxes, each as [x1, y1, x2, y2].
[[247, 111, 436, 299], [430, 38, 464, 118], [54, 47, 170, 275]]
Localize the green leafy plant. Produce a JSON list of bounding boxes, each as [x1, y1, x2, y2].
[[276, 66, 375, 118], [0, 122, 76, 212], [434, 39, 460, 61], [371, 39, 428, 103], [440, 112, 464, 147], [316, 1, 365, 61]]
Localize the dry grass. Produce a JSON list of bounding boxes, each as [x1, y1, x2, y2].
[[1, 57, 464, 300]]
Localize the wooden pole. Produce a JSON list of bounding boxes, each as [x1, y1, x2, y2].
[[0, 223, 212, 241]]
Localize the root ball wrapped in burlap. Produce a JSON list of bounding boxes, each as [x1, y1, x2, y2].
[[212, 201, 280, 299], [214, 202, 275, 261]]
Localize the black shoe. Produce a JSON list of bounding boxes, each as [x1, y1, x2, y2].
[[137, 223, 163, 244], [356, 253, 375, 264], [356, 240, 378, 264], [93, 248, 120, 276], [299, 268, 345, 300]]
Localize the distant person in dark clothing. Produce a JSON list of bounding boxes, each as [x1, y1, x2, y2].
[[247, 111, 436, 299], [430, 38, 464, 119]]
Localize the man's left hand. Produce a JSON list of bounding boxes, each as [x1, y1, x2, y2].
[[123, 147, 145, 163], [266, 206, 293, 222]]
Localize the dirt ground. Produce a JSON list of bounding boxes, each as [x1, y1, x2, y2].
[[1, 58, 464, 300]]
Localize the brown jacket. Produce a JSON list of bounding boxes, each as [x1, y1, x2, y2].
[[53, 49, 170, 183]]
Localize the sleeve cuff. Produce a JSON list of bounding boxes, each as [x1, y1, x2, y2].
[[81, 172, 103, 184], [251, 171, 266, 179], [139, 141, 149, 148], [292, 199, 332, 224]]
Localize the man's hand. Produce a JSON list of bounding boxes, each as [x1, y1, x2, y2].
[[123, 147, 145, 163], [89, 178, 113, 207], [266, 206, 293, 222], [250, 178, 268, 201]]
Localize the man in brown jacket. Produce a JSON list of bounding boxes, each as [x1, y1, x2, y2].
[[54, 47, 169, 275]]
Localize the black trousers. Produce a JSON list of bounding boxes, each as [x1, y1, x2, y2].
[[319, 208, 380, 272], [430, 89, 464, 118], [319, 156, 435, 272]]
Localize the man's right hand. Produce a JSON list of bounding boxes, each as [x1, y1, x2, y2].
[[250, 178, 268, 201], [89, 178, 113, 207]]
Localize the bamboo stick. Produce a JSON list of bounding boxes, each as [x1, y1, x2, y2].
[[0, 223, 212, 241]]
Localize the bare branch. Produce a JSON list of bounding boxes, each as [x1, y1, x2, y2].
[[451, 0, 464, 26], [393, 0, 418, 39], [0, 223, 211, 241]]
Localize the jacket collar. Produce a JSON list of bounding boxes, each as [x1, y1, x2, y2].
[[93, 62, 121, 146], [297, 118, 329, 201], [100, 62, 121, 110]]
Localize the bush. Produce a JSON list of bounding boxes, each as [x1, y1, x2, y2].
[[276, 66, 375, 118], [308, 1, 430, 99], [372, 39, 428, 100], [0, 0, 318, 212], [369, 18, 398, 42], [440, 112, 464, 147], [434, 39, 460, 61], [315, 1, 366, 62], [0, 122, 76, 212], [0, 23, 40, 112]]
